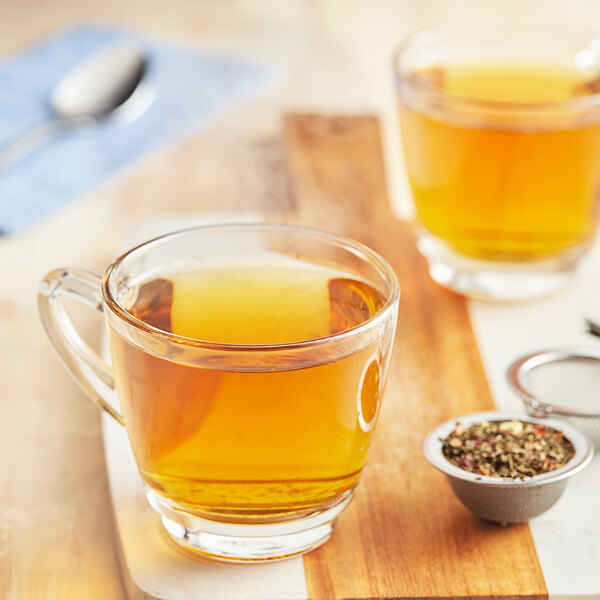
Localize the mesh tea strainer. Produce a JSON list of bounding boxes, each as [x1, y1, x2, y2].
[[423, 410, 593, 525]]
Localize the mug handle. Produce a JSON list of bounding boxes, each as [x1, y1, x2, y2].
[[38, 268, 124, 425]]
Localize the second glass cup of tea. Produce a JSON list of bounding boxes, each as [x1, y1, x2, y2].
[[38, 224, 399, 562], [394, 22, 600, 300]]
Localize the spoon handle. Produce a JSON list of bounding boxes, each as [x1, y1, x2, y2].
[[586, 318, 600, 338], [0, 117, 87, 170]]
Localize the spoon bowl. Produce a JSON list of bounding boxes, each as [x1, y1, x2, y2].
[[51, 45, 148, 120], [0, 43, 153, 169]]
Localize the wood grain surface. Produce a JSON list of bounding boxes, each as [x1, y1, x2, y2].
[[284, 115, 548, 600]]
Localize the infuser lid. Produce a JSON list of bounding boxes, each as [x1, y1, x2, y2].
[[507, 346, 600, 448], [507, 346, 600, 417]]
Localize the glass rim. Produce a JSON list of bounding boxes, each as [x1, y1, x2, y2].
[[393, 21, 600, 113], [102, 223, 400, 352]]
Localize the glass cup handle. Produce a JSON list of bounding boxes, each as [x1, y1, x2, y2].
[[38, 268, 124, 425]]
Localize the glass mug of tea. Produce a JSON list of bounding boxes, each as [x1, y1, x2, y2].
[[394, 22, 600, 300], [38, 224, 399, 562]]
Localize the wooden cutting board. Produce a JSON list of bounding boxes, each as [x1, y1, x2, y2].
[[104, 114, 547, 600], [284, 115, 546, 600]]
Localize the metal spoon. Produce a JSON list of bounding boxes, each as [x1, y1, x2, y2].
[[0, 45, 153, 169]]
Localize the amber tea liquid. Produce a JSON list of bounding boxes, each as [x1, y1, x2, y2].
[[399, 61, 600, 261], [108, 258, 389, 522]]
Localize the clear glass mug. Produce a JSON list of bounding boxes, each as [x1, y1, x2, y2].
[[394, 21, 600, 300], [38, 224, 399, 562]]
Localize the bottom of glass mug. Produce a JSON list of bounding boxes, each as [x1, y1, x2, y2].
[[417, 231, 586, 301], [142, 468, 363, 522], [145, 487, 354, 562]]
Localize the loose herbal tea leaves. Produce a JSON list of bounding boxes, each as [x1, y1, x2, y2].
[[442, 420, 575, 479]]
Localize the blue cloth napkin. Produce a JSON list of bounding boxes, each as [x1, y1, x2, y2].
[[0, 24, 277, 234]]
